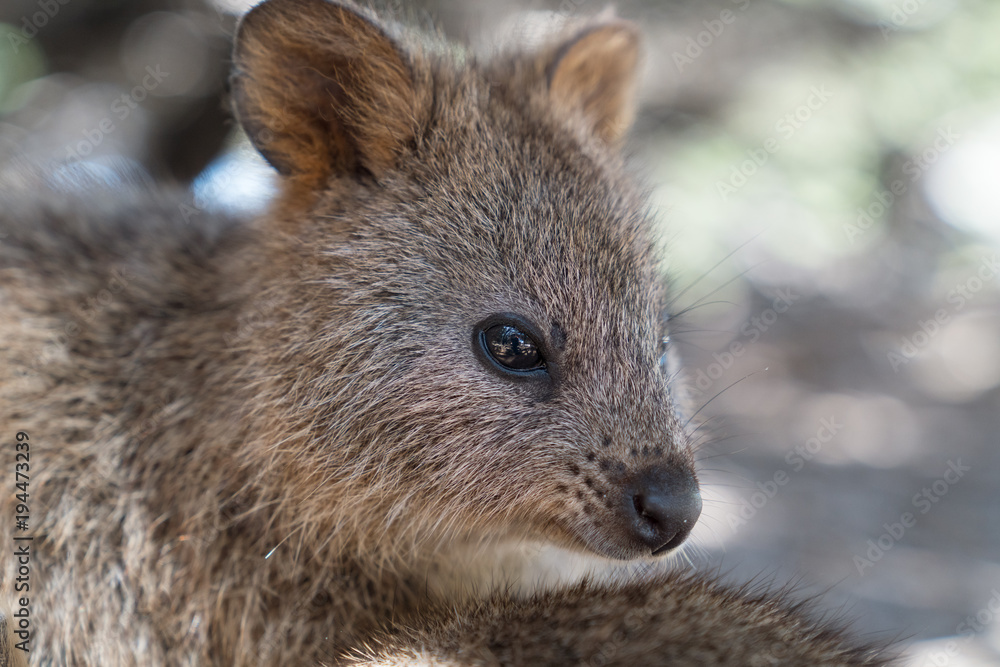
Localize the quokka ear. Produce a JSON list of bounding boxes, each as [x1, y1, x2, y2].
[[232, 0, 418, 187], [545, 16, 643, 143]]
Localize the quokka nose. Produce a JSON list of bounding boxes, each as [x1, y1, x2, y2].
[[627, 468, 702, 555]]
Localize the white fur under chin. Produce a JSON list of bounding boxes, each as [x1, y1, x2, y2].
[[427, 539, 688, 604]]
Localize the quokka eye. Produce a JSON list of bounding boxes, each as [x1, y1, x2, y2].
[[482, 324, 545, 372]]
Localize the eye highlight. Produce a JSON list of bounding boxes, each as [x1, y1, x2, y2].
[[482, 324, 544, 371], [658, 334, 681, 380], [658, 335, 670, 367]]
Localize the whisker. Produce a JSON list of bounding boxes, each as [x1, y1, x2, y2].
[[668, 300, 739, 321], [666, 231, 766, 311], [675, 262, 765, 320], [682, 370, 765, 430], [694, 441, 751, 461], [668, 326, 739, 336]]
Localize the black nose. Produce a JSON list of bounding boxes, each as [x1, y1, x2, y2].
[[627, 468, 702, 555]]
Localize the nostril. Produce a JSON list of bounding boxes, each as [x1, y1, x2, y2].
[[633, 494, 645, 519], [633, 493, 667, 526]]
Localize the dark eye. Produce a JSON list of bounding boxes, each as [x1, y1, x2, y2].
[[482, 324, 544, 372]]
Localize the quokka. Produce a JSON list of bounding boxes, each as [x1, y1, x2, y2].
[[0, 0, 896, 664]]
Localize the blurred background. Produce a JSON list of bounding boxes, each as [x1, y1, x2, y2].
[[1, 0, 998, 663]]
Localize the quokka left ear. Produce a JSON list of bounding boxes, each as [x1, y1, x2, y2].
[[545, 15, 643, 143], [231, 0, 421, 189]]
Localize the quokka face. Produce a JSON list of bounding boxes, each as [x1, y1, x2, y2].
[[233, 0, 701, 561]]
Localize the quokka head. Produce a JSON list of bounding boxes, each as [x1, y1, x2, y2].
[[232, 0, 701, 561]]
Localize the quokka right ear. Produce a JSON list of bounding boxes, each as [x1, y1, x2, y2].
[[232, 0, 420, 189], [543, 14, 643, 144]]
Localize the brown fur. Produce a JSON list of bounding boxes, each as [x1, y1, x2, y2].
[[344, 571, 892, 666], [0, 1, 895, 665]]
